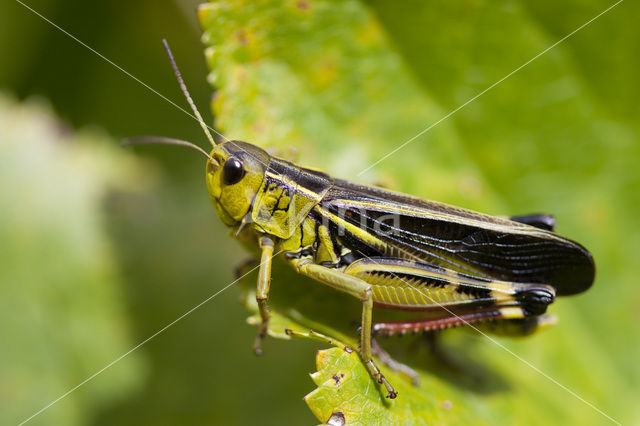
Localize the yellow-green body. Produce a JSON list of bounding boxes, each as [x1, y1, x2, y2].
[[204, 139, 594, 398]]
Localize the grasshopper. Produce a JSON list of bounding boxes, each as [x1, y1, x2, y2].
[[130, 41, 594, 399]]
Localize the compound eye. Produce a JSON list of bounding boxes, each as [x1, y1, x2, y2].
[[222, 157, 245, 185]]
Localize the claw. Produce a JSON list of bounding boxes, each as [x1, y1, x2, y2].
[[253, 334, 264, 355], [365, 360, 397, 400], [253, 323, 267, 355], [371, 338, 419, 386]]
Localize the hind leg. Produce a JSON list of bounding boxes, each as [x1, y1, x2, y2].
[[371, 338, 420, 386], [292, 259, 398, 398]]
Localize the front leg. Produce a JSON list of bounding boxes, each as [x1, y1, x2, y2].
[[253, 236, 274, 355], [292, 259, 397, 399]]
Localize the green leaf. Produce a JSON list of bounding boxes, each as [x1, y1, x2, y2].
[[199, 1, 638, 424]]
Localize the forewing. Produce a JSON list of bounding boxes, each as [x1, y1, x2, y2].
[[320, 180, 594, 295]]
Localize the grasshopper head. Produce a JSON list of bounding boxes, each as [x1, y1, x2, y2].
[[129, 42, 272, 230], [206, 140, 270, 227]]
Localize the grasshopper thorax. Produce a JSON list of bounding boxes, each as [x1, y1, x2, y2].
[[206, 140, 270, 228]]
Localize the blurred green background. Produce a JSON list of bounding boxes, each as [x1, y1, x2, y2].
[[1, 0, 638, 425]]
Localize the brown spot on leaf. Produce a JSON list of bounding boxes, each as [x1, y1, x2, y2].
[[296, 0, 311, 11], [332, 373, 345, 385], [343, 346, 354, 353], [235, 29, 248, 46]]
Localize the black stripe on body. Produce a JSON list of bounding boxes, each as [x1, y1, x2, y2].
[[321, 207, 385, 260], [372, 270, 492, 300], [320, 180, 594, 295], [268, 158, 332, 196]]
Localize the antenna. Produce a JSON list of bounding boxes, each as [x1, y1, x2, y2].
[[123, 136, 216, 163], [162, 39, 217, 148]]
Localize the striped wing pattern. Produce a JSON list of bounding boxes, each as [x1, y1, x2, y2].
[[320, 179, 594, 296]]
